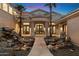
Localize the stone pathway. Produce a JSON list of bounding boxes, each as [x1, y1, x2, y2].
[[28, 36, 53, 56]]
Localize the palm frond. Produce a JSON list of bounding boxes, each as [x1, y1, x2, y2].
[[44, 3, 56, 8], [15, 4, 25, 12], [44, 3, 50, 6], [52, 3, 56, 7]]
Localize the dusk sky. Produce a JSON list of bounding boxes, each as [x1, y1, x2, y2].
[[17, 3, 79, 15]]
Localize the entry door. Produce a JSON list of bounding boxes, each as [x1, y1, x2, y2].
[[35, 24, 45, 34]]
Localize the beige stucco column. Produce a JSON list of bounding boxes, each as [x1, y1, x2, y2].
[[45, 22, 49, 36], [31, 22, 35, 37]]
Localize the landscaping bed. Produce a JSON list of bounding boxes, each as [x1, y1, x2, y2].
[[0, 27, 35, 56], [44, 36, 79, 56], [50, 46, 79, 56]]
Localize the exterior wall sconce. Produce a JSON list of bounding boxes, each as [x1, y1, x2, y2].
[[60, 27, 63, 32]]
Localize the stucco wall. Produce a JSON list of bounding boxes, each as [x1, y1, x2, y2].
[[0, 9, 16, 29], [67, 16, 79, 46]]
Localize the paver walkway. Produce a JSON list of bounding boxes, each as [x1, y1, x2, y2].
[[28, 36, 53, 56]]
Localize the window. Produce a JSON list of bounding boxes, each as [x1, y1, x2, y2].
[[3, 3, 8, 12], [23, 25, 30, 34], [23, 23, 29, 25], [23, 23, 30, 34]]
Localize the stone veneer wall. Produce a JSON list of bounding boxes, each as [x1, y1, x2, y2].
[[67, 16, 79, 46], [0, 9, 16, 29]]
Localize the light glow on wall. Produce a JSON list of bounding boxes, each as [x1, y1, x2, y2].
[[0, 3, 18, 16], [9, 5, 13, 14], [60, 26, 63, 32], [3, 3, 8, 12], [15, 23, 19, 33], [53, 26, 56, 33], [52, 23, 55, 25]]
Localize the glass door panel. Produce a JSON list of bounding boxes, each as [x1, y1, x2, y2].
[[35, 24, 45, 34], [23, 25, 30, 34]]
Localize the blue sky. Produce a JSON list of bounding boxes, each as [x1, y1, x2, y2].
[[17, 3, 79, 15]]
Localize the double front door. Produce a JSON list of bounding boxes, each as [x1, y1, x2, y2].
[[35, 24, 45, 34]]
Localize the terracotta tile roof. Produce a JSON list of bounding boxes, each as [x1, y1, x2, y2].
[[22, 12, 31, 15]]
